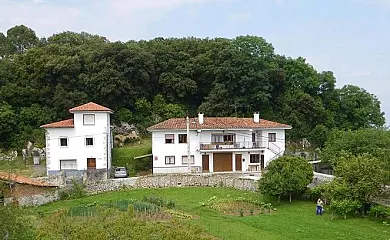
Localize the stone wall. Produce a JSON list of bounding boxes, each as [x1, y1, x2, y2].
[[86, 173, 259, 195], [4, 190, 59, 207]]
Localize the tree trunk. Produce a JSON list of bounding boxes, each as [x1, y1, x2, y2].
[[289, 194, 292, 203], [278, 195, 281, 203]]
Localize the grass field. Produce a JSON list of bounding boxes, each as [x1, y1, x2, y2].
[[112, 137, 152, 176], [31, 187, 389, 240]]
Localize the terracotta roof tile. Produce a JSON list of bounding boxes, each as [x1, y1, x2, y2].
[[40, 119, 74, 128], [69, 102, 113, 113], [147, 117, 292, 131], [0, 172, 58, 187]]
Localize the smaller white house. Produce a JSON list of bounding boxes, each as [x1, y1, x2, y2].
[[41, 102, 113, 176], [147, 113, 292, 174]]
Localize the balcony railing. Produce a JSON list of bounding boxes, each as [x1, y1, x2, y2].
[[199, 141, 268, 151]]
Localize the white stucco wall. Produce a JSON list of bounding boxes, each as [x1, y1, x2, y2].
[[151, 128, 287, 173], [45, 112, 111, 175]]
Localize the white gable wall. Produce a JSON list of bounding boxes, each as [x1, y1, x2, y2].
[[45, 112, 111, 175]]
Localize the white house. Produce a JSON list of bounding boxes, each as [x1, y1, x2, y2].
[[147, 113, 292, 174], [41, 102, 113, 176]]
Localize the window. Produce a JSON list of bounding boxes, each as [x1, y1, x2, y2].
[[182, 155, 195, 164], [165, 156, 175, 165], [165, 134, 174, 144], [212, 134, 234, 143], [86, 137, 94, 146], [60, 138, 68, 147], [268, 133, 276, 142], [83, 114, 95, 125], [60, 160, 77, 170], [252, 132, 256, 142], [179, 134, 187, 143], [250, 154, 260, 163]]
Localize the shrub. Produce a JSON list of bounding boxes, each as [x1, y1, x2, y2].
[[59, 179, 86, 200], [370, 204, 389, 221], [329, 199, 361, 219]]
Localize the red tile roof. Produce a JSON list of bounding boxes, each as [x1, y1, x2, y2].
[[40, 119, 74, 128], [147, 117, 292, 131], [0, 172, 58, 187], [69, 102, 113, 113]]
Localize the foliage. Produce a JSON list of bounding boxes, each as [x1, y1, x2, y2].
[[333, 154, 387, 203], [0, 25, 385, 148], [112, 138, 152, 176], [369, 204, 389, 221], [59, 179, 86, 200], [258, 156, 313, 202], [329, 199, 361, 219], [322, 128, 390, 172], [37, 207, 211, 240], [0, 206, 36, 239], [308, 124, 329, 148], [143, 195, 176, 209]]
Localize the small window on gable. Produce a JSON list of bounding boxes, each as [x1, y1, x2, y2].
[[83, 114, 95, 125], [86, 137, 94, 146], [60, 138, 68, 147], [165, 134, 174, 144], [179, 134, 187, 143], [268, 133, 276, 142]]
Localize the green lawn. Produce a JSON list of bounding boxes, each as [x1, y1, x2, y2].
[[112, 138, 152, 176], [31, 187, 389, 240]]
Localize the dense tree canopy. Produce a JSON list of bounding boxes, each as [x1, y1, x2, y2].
[[322, 128, 390, 171], [0, 25, 385, 148]]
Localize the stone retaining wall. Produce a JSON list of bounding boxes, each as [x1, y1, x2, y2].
[[4, 191, 59, 207], [86, 173, 259, 195]]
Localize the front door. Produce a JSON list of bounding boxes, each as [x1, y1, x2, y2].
[[235, 154, 242, 171], [87, 158, 96, 170], [202, 155, 209, 172]]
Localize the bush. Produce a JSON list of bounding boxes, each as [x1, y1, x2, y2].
[[370, 204, 389, 221], [258, 156, 313, 202], [329, 199, 361, 219], [59, 179, 86, 200]]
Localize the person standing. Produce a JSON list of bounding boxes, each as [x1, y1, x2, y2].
[[316, 198, 324, 215]]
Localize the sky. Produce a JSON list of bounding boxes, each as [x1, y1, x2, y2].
[[1, 0, 389, 122]]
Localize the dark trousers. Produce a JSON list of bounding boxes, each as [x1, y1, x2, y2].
[[316, 206, 323, 215]]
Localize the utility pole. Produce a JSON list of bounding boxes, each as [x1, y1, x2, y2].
[[186, 116, 191, 173]]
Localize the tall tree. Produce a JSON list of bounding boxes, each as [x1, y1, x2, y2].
[[6, 25, 39, 54]]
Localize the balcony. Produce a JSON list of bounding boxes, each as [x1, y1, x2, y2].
[[199, 141, 268, 151]]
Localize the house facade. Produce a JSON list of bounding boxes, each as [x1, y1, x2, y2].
[[147, 113, 292, 174], [41, 102, 113, 176]]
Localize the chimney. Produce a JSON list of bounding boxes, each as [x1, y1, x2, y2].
[[253, 112, 260, 123], [198, 113, 204, 124]]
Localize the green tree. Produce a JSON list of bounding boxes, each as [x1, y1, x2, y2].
[[259, 156, 313, 202], [6, 25, 39, 54], [322, 128, 390, 171], [308, 124, 329, 148], [335, 85, 385, 130], [0, 102, 17, 148], [329, 154, 388, 205]]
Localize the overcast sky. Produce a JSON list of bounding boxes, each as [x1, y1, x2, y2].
[[1, 0, 389, 122]]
